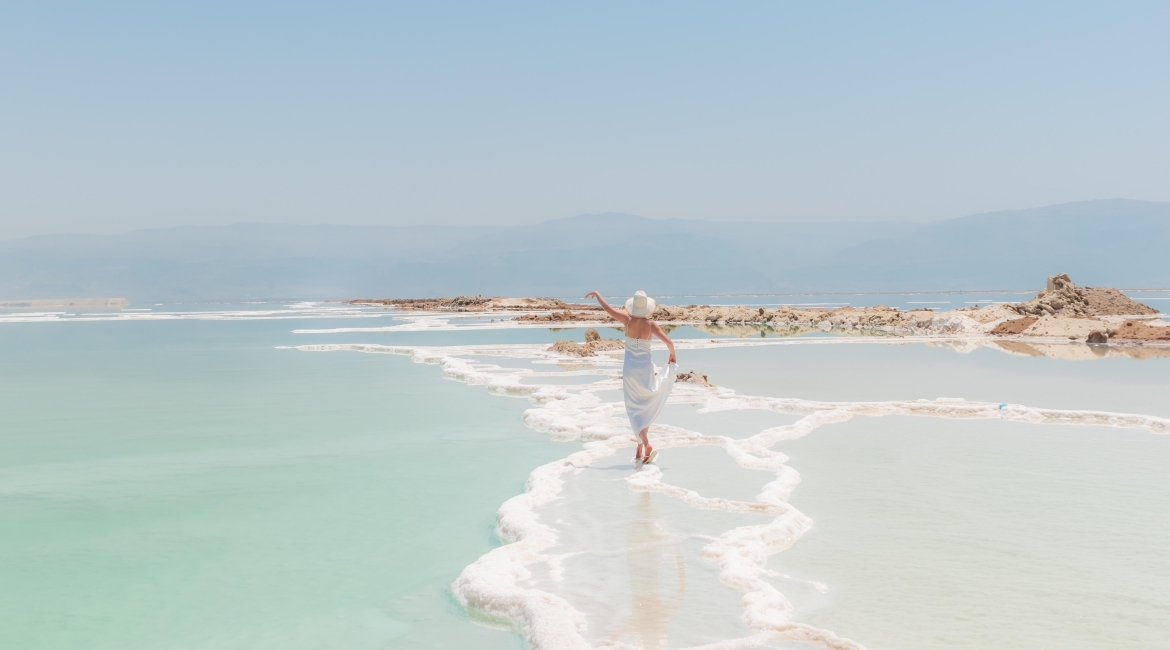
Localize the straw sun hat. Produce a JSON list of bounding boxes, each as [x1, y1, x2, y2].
[[625, 291, 656, 318]]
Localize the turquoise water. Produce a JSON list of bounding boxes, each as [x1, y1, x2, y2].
[[0, 320, 562, 649], [3, 313, 1170, 649]]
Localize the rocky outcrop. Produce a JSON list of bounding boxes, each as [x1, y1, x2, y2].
[[1006, 273, 1156, 318]]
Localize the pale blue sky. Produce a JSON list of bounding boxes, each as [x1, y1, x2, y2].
[[2, 1, 1168, 239]]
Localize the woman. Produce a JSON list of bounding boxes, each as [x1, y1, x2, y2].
[[585, 290, 677, 467]]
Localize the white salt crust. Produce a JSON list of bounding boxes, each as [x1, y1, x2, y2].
[[291, 340, 1170, 650]]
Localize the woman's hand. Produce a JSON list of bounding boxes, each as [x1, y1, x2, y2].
[[669, 351, 677, 364], [587, 292, 629, 324]]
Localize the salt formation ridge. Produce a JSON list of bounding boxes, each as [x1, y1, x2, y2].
[[292, 338, 1170, 649]]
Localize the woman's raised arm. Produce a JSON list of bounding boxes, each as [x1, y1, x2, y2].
[[584, 291, 630, 325]]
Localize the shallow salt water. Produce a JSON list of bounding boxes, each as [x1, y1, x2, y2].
[[675, 342, 1170, 418], [2, 311, 1169, 649], [771, 417, 1170, 650], [532, 455, 771, 648], [656, 404, 806, 440], [669, 343, 1170, 650], [430, 337, 1169, 649], [648, 444, 775, 503]]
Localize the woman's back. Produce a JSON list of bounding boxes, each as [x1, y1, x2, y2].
[[626, 316, 653, 340]]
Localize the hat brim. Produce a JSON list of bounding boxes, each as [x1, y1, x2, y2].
[[625, 297, 656, 318]]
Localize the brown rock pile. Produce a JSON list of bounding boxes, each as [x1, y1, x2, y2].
[[675, 370, 713, 386], [1007, 274, 1156, 318]]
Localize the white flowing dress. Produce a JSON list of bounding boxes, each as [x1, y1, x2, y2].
[[623, 337, 677, 433]]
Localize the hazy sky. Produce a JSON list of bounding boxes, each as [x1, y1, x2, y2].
[[2, 1, 1168, 240]]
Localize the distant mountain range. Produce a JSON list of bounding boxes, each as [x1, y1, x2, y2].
[[2, 199, 1167, 301]]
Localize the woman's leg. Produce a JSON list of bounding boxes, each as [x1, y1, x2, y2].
[[638, 427, 651, 459]]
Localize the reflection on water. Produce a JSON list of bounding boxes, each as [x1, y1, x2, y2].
[[675, 322, 1170, 361], [606, 493, 687, 649], [992, 340, 1170, 360]]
